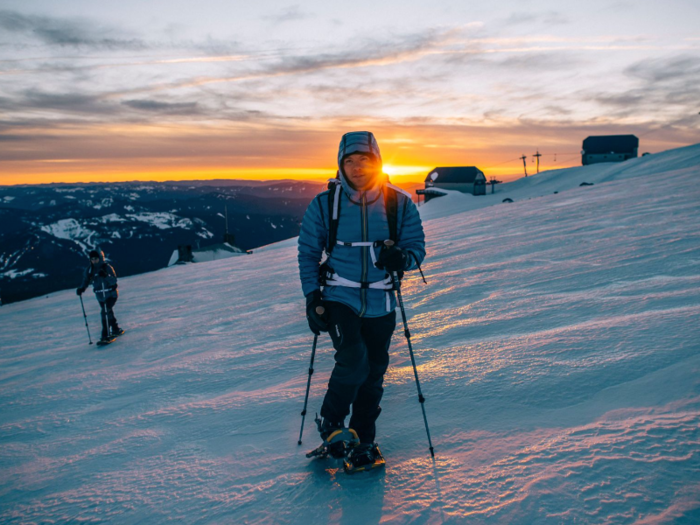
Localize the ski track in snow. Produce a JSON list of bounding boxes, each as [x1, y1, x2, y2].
[[1, 146, 700, 523]]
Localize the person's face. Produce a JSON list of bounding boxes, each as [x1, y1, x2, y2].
[[343, 153, 381, 190], [90, 256, 99, 264]]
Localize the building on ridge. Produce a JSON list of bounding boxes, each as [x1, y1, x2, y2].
[[416, 166, 487, 203], [581, 135, 639, 165]]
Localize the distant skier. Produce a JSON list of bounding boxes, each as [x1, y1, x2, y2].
[[76, 249, 124, 343], [298, 131, 426, 471]]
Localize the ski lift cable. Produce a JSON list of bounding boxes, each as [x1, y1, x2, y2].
[[483, 157, 524, 169]]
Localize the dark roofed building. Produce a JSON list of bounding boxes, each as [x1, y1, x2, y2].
[[168, 242, 246, 266], [582, 135, 639, 165], [416, 166, 487, 202]]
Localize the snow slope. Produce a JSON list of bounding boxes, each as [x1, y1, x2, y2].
[[1, 146, 699, 524]]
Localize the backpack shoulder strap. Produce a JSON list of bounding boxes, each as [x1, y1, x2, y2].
[[384, 186, 398, 243], [384, 183, 410, 243], [326, 179, 406, 252], [326, 179, 342, 255]]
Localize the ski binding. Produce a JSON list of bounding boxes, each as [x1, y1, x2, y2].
[[306, 428, 360, 460], [343, 444, 386, 474]]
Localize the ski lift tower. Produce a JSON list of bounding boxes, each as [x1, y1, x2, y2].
[[533, 150, 542, 174], [489, 177, 503, 194]]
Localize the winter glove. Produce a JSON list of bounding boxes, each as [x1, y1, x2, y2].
[[76, 287, 85, 296], [376, 245, 409, 272], [305, 290, 329, 335], [98, 268, 107, 277]]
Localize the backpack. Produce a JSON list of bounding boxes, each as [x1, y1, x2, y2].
[[325, 179, 399, 256], [319, 179, 426, 287]]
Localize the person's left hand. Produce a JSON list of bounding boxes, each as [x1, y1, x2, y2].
[[305, 290, 328, 335], [376, 245, 408, 272]]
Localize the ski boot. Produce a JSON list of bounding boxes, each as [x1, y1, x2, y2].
[[111, 328, 125, 337], [343, 443, 385, 474], [306, 416, 360, 460]]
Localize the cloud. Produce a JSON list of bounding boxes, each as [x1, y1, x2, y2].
[[138, 26, 475, 94], [591, 55, 700, 114], [1, 90, 117, 115], [122, 99, 201, 115], [262, 5, 310, 24], [0, 90, 209, 122], [0, 134, 38, 142], [454, 50, 585, 70], [502, 11, 571, 27], [594, 92, 646, 108], [541, 105, 573, 116], [1, 15, 696, 166], [0, 9, 147, 49], [502, 12, 539, 26], [624, 55, 700, 83]]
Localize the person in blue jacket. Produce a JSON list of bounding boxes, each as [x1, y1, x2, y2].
[[77, 249, 124, 342], [298, 131, 426, 466]]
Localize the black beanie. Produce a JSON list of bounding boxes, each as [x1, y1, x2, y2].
[[89, 250, 99, 258]]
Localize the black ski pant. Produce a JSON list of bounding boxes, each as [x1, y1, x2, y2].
[[99, 297, 119, 338], [320, 301, 396, 444]]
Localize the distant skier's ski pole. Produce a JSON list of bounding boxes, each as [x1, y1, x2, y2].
[[385, 241, 435, 458], [79, 295, 93, 345], [298, 306, 324, 445]]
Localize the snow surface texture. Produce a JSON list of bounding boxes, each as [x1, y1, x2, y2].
[[1, 145, 700, 523]]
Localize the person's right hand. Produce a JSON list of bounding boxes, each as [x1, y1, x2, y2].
[[76, 287, 84, 296], [305, 290, 328, 335]]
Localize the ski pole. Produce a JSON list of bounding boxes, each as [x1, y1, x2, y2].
[[79, 295, 93, 345], [384, 240, 435, 458], [298, 306, 325, 445]]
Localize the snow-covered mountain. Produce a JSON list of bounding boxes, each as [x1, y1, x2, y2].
[[0, 180, 326, 304], [1, 145, 699, 523]]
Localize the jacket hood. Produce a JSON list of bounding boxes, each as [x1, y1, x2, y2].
[[336, 131, 385, 198], [90, 249, 105, 264], [337, 131, 382, 170]]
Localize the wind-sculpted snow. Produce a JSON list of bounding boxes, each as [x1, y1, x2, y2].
[[1, 147, 700, 523]]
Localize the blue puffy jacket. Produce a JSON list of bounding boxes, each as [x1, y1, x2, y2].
[[298, 132, 426, 317]]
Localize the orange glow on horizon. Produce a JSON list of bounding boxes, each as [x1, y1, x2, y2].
[[0, 160, 580, 186], [0, 120, 588, 186], [0, 166, 338, 186]]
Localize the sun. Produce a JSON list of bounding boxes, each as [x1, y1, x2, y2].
[[382, 164, 400, 176]]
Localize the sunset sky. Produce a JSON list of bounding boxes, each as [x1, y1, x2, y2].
[[1, 0, 699, 185]]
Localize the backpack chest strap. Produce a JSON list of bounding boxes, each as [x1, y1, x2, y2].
[[335, 240, 387, 268]]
